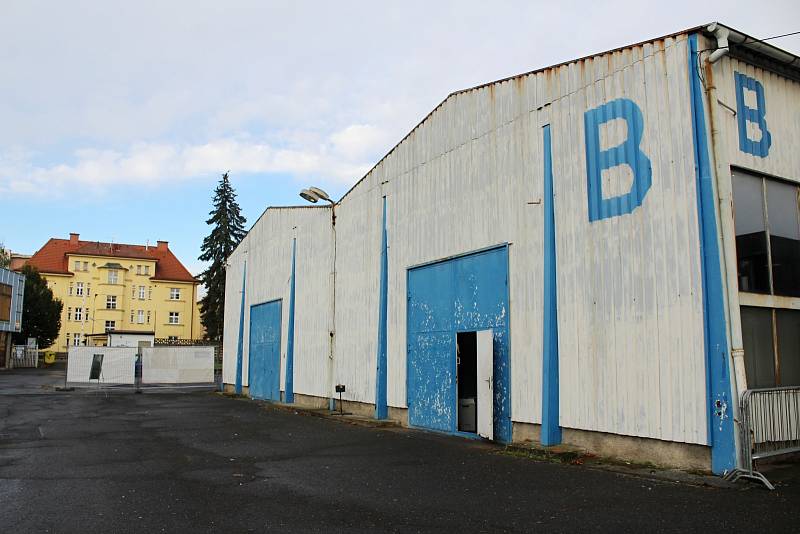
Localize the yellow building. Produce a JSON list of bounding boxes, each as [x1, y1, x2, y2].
[[24, 233, 203, 350]]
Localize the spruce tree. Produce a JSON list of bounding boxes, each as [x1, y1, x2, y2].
[[198, 172, 247, 341]]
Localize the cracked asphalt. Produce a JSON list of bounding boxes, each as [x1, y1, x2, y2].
[[1, 367, 798, 533]]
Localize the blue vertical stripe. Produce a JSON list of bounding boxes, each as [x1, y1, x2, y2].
[[235, 260, 247, 395], [688, 34, 736, 474], [285, 238, 297, 403], [375, 197, 389, 420], [541, 124, 562, 446]]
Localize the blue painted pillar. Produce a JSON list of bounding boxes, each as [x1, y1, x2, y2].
[[285, 238, 297, 403], [688, 34, 736, 474], [375, 196, 389, 420], [541, 125, 562, 446], [235, 260, 247, 395]]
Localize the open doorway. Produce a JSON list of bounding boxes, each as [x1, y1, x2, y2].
[[457, 332, 477, 433]]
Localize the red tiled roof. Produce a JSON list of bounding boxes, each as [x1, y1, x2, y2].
[[24, 238, 197, 283]]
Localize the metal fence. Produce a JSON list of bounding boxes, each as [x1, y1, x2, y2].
[[727, 387, 800, 490], [66, 345, 218, 390], [10, 345, 38, 368]]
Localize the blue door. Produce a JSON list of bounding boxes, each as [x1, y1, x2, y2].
[[407, 246, 511, 442], [249, 300, 282, 401]]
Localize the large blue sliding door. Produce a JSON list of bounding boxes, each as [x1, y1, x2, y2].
[[249, 300, 282, 401], [407, 246, 511, 442]]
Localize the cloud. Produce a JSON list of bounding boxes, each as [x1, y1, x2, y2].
[[0, 125, 390, 196]]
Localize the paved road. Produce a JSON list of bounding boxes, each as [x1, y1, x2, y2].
[[1, 369, 797, 532]]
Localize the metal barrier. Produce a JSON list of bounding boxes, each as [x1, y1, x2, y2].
[[727, 387, 800, 490]]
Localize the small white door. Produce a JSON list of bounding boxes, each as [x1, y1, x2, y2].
[[476, 329, 494, 440]]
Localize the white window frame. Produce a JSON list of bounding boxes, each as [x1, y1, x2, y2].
[[136, 265, 142, 275], [105, 320, 116, 331], [108, 270, 118, 284], [83, 261, 89, 271], [76, 282, 84, 296], [106, 295, 117, 309], [137, 310, 145, 324], [139, 285, 146, 300], [168, 312, 180, 325], [170, 288, 181, 300], [144, 265, 150, 275], [74, 260, 81, 271], [75, 307, 82, 322], [73, 333, 81, 346]]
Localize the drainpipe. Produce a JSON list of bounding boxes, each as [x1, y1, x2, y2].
[[707, 23, 730, 64], [702, 24, 748, 397]]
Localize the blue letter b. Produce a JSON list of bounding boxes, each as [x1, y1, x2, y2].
[[734, 72, 771, 158], [584, 98, 652, 222]]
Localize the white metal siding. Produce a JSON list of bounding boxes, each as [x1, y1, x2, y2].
[[713, 53, 800, 184], [224, 31, 723, 446], [550, 37, 708, 444]]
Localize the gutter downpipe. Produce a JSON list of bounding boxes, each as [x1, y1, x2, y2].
[[703, 23, 749, 464]]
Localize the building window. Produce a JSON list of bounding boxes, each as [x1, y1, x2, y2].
[[73, 334, 81, 346], [733, 170, 800, 388], [86, 283, 91, 297], [65, 333, 70, 346], [132, 285, 136, 298], [76, 282, 84, 296], [139, 285, 146, 300], [67, 307, 72, 321], [733, 171, 800, 297], [108, 270, 118, 284], [169, 312, 180, 324], [148, 286, 153, 300], [83, 261, 89, 271], [105, 320, 116, 331], [106, 295, 117, 309], [1, 283, 13, 322], [69, 282, 73, 296], [136, 310, 144, 324], [147, 310, 151, 324], [136, 265, 142, 275], [170, 288, 181, 300], [145, 265, 150, 275], [130, 310, 134, 323], [75, 307, 82, 321], [74, 260, 81, 271]]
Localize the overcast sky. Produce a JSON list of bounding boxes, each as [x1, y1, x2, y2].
[[2, 1, 798, 275]]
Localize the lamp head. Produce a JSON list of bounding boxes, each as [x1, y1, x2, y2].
[[299, 189, 319, 203]]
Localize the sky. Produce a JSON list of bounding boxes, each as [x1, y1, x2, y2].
[[1, 0, 798, 277]]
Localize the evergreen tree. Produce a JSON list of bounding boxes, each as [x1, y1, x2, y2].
[[198, 172, 247, 341], [14, 265, 63, 348], [0, 243, 10, 268]]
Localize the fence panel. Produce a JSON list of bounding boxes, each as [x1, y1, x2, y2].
[[67, 347, 136, 384], [141, 346, 215, 384], [727, 387, 800, 490]]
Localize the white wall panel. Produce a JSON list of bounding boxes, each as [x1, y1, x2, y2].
[[223, 31, 735, 446], [713, 52, 800, 183]]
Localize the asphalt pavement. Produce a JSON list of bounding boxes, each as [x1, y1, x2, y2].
[[0, 367, 798, 533]]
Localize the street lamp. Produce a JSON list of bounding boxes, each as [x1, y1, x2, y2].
[[299, 186, 337, 411]]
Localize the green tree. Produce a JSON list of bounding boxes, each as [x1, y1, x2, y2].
[[0, 243, 10, 268], [198, 172, 247, 341], [14, 265, 63, 348]]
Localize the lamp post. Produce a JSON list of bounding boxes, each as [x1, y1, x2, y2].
[[299, 186, 337, 411]]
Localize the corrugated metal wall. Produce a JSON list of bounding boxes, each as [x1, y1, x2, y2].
[[222, 207, 333, 394], [713, 48, 800, 184], [0, 267, 25, 333], [549, 37, 708, 444], [224, 31, 726, 446]]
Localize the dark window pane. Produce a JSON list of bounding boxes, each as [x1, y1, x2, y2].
[[741, 306, 776, 388], [766, 180, 800, 297], [776, 309, 800, 387], [733, 172, 770, 293]]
